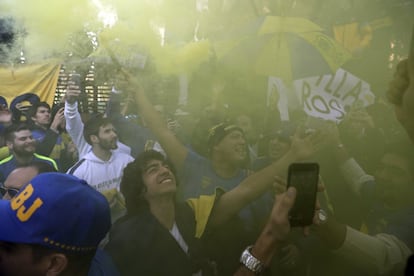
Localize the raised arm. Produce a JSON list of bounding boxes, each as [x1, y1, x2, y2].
[[209, 131, 323, 227], [64, 85, 90, 159], [315, 214, 411, 275], [234, 187, 297, 275], [35, 107, 64, 156], [127, 74, 189, 170]]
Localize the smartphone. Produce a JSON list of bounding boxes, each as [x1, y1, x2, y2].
[[69, 73, 81, 88], [287, 162, 319, 227], [69, 73, 86, 99]]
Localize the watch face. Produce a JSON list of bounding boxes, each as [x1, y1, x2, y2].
[[318, 209, 327, 223]]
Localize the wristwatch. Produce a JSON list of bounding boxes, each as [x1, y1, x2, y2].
[[318, 209, 328, 225], [240, 245, 265, 274]]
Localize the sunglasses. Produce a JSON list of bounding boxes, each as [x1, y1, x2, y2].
[[0, 186, 20, 198]]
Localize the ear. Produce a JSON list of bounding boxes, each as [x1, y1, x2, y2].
[[46, 253, 68, 276], [90, 134, 99, 144]]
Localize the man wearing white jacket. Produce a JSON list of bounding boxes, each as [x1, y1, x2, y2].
[[65, 84, 134, 223]]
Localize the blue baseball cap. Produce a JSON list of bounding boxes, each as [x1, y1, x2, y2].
[[0, 96, 7, 108], [0, 173, 111, 253]]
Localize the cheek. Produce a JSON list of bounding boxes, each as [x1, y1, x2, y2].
[[0, 254, 33, 276]]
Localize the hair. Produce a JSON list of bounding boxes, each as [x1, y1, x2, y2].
[[120, 150, 177, 215], [83, 114, 112, 145], [30, 243, 95, 274], [5, 123, 31, 142], [28, 101, 51, 120]]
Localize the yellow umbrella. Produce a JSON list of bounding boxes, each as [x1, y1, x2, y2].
[[214, 16, 351, 82]]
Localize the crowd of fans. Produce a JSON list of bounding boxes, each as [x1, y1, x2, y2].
[[0, 57, 413, 276]]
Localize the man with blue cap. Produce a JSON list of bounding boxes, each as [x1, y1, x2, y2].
[[0, 173, 112, 276]]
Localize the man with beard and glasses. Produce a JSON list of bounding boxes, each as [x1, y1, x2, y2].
[[0, 124, 58, 184], [67, 114, 134, 223]]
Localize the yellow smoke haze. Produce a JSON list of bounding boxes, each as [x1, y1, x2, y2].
[[1, 0, 93, 60], [0, 0, 210, 75]]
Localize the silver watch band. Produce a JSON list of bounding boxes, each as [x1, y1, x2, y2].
[[240, 245, 265, 274]]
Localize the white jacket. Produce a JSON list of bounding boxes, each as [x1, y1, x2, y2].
[[67, 150, 134, 222]]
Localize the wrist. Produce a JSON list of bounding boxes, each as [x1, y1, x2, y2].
[[314, 214, 347, 249], [240, 245, 266, 275], [49, 127, 59, 134], [249, 224, 283, 266]]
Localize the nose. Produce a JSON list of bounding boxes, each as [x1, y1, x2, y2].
[[26, 136, 35, 144], [239, 135, 246, 145], [159, 165, 170, 174], [269, 138, 279, 145]]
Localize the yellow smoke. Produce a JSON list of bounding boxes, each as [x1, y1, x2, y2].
[[0, 0, 210, 75], [1, 0, 92, 60]]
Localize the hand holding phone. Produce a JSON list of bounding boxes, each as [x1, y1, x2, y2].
[[287, 163, 319, 227], [69, 73, 81, 87]]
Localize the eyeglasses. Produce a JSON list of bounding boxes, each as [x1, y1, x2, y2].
[[0, 186, 20, 198]]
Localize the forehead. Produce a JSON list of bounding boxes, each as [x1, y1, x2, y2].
[[143, 159, 164, 170], [226, 129, 244, 137], [13, 129, 32, 138], [99, 123, 114, 131], [36, 106, 49, 112], [4, 167, 38, 189]]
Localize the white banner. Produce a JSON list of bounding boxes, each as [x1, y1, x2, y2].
[[293, 68, 375, 121]]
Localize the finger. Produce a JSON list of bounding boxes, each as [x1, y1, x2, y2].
[[276, 187, 297, 218], [274, 175, 286, 184], [274, 181, 287, 194], [317, 178, 325, 192]]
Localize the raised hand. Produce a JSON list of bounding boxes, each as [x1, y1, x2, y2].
[[50, 107, 65, 132], [65, 81, 82, 104], [289, 130, 325, 161]]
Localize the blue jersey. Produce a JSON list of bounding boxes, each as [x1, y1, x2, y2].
[[0, 154, 58, 183], [177, 150, 272, 235], [177, 150, 249, 200]]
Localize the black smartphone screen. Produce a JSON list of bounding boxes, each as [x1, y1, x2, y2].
[[287, 163, 319, 227], [69, 73, 81, 88]]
